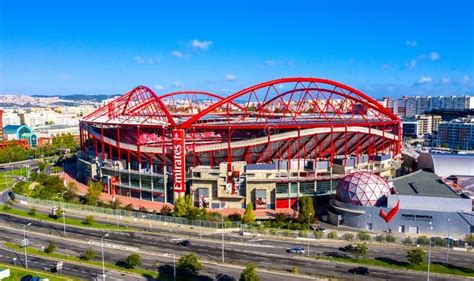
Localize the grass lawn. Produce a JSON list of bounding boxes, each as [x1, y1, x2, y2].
[[0, 168, 29, 192], [0, 262, 75, 281], [316, 255, 474, 277], [4, 242, 158, 279], [0, 204, 132, 231]]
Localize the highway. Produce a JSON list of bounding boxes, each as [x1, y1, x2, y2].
[[0, 212, 471, 281]]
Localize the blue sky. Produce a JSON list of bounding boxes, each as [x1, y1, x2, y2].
[[0, 0, 473, 97]]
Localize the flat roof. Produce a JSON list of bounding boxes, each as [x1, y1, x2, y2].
[[391, 170, 460, 198]]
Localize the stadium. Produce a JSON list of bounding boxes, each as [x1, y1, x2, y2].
[[77, 77, 402, 211]]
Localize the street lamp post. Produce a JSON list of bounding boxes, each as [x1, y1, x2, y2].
[[427, 222, 433, 281], [173, 252, 176, 281], [307, 213, 312, 257], [23, 222, 31, 268], [101, 233, 109, 280], [446, 218, 450, 266], [13, 257, 16, 266], [58, 191, 67, 236], [221, 211, 225, 263]]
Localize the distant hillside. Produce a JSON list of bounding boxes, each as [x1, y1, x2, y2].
[[32, 94, 118, 102]]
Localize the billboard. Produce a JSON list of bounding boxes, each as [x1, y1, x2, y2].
[[255, 189, 267, 209], [172, 129, 186, 193]]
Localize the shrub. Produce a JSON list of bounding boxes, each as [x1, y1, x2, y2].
[[269, 228, 277, 235], [313, 231, 324, 239], [228, 213, 242, 222], [353, 243, 368, 259], [342, 233, 354, 241], [327, 231, 338, 239], [403, 237, 413, 245], [124, 253, 141, 269], [44, 241, 56, 254], [283, 230, 291, 237], [240, 264, 259, 281], [177, 254, 203, 278], [160, 204, 173, 216], [417, 235, 429, 246], [28, 207, 37, 216], [83, 215, 95, 225], [407, 247, 426, 266], [82, 247, 96, 260], [375, 235, 385, 242], [357, 231, 371, 241], [298, 230, 308, 238], [290, 266, 299, 274], [385, 234, 396, 243]]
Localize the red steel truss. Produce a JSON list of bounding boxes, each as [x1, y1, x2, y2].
[[80, 77, 402, 179]]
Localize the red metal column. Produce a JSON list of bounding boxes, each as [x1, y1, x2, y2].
[[161, 126, 166, 172], [344, 126, 348, 166], [227, 127, 232, 170], [297, 128, 301, 171], [137, 126, 141, 166], [116, 126, 121, 161], [101, 126, 105, 160]]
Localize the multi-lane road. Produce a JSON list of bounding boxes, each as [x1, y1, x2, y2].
[[0, 211, 472, 281]]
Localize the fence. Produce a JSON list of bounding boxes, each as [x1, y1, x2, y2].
[[13, 193, 241, 229]]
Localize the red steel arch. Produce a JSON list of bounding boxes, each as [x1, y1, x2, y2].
[[83, 86, 176, 127], [178, 77, 399, 129]]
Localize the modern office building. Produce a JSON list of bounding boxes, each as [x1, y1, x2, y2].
[[437, 117, 474, 150], [3, 124, 38, 147], [382, 96, 474, 118], [78, 77, 402, 209]]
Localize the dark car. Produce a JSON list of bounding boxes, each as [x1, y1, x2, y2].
[[177, 240, 191, 247], [286, 247, 305, 254], [349, 267, 369, 275], [340, 244, 358, 252], [20, 276, 40, 281]]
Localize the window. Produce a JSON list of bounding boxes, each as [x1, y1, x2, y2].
[[398, 225, 405, 233], [290, 182, 298, 194], [276, 183, 288, 194], [366, 223, 373, 230]]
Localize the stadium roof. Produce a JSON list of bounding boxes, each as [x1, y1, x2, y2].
[[417, 153, 474, 178], [391, 170, 460, 198]]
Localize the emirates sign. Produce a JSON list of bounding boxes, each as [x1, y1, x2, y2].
[[172, 129, 186, 192]]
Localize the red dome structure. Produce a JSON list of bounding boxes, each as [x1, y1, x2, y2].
[[336, 172, 392, 206]]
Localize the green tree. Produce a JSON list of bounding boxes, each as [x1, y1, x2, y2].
[[417, 235, 429, 246], [297, 196, 315, 224], [327, 231, 338, 239], [64, 181, 78, 201], [124, 253, 141, 269], [353, 243, 368, 259], [357, 231, 371, 241], [85, 181, 103, 205], [82, 247, 96, 260], [406, 247, 426, 266], [44, 241, 56, 254], [177, 254, 203, 280], [343, 233, 354, 241], [173, 196, 189, 217], [239, 264, 260, 281], [242, 202, 256, 224]]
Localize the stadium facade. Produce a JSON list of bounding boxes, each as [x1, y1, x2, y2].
[[78, 77, 402, 210]]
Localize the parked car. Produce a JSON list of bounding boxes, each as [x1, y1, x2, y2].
[[287, 247, 305, 254], [315, 227, 327, 233], [177, 240, 191, 247], [348, 266, 369, 275], [340, 244, 358, 252]]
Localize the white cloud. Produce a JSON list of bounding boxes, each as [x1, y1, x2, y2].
[[442, 78, 449, 85], [171, 82, 184, 88], [58, 74, 71, 79], [265, 60, 294, 67], [191, 39, 213, 50], [134, 56, 145, 64], [414, 76, 432, 86], [225, 74, 236, 81], [405, 40, 418, 47], [134, 56, 159, 64], [462, 75, 470, 84], [405, 60, 418, 69], [429, 52, 440, 61], [171, 51, 183, 58], [154, 84, 165, 90]]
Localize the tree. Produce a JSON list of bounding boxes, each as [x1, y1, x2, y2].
[[82, 247, 96, 260], [297, 196, 315, 224], [357, 231, 371, 241], [44, 241, 56, 254], [242, 202, 256, 224], [353, 243, 368, 259], [124, 253, 141, 269], [85, 181, 103, 205], [64, 181, 78, 201], [417, 235, 429, 246], [173, 196, 189, 217], [407, 247, 426, 266], [177, 254, 203, 279], [228, 213, 243, 222], [239, 264, 260, 281]]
